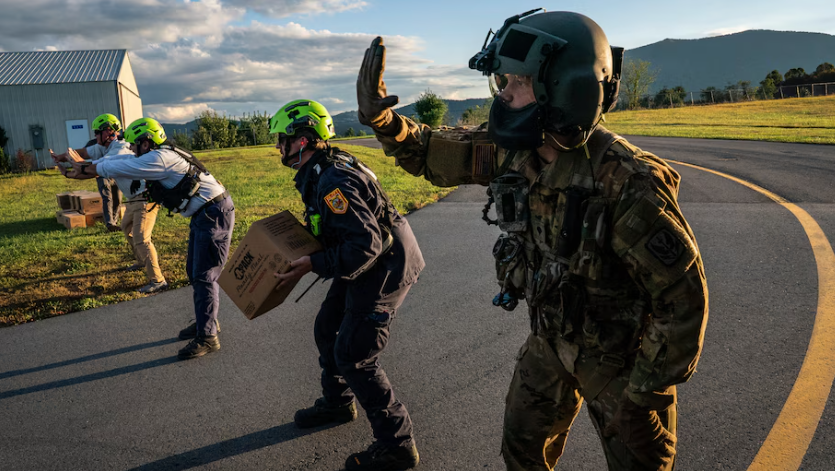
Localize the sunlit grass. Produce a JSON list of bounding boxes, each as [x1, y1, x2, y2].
[[605, 95, 835, 144], [0, 144, 453, 326]]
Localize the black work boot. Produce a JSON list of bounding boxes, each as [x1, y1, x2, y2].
[[178, 320, 220, 340], [177, 334, 220, 360], [345, 441, 420, 471], [294, 397, 357, 428]]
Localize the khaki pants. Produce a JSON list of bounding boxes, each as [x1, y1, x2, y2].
[[121, 200, 164, 283], [502, 334, 677, 471]]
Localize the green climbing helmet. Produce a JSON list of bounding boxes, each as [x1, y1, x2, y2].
[[270, 100, 336, 141], [92, 113, 122, 132], [124, 117, 167, 145]]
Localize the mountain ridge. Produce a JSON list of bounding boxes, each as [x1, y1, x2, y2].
[[626, 29, 835, 93]]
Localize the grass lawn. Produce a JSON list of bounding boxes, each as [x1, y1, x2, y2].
[[0, 144, 453, 327], [605, 95, 835, 145]]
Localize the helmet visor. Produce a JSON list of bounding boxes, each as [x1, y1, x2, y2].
[[488, 73, 532, 97]]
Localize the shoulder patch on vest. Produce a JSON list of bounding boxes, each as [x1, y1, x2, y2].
[[645, 228, 685, 266], [324, 188, 349, 214]]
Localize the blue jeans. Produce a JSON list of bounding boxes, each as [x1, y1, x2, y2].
[[187, 196, 235, 336]]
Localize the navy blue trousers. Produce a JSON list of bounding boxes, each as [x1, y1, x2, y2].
[[187, 196, 235, 336], [314, 274, 414, 447]]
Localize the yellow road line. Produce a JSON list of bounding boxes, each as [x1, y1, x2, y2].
[[670, 160, 835, 471]]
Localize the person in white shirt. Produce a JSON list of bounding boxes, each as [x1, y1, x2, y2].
[[61, 114, 127, 231], [59, 118, 235, 360], [52, 114, 167, 294]]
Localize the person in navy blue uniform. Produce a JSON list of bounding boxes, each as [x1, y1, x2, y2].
[[271, 100, 424, 471]]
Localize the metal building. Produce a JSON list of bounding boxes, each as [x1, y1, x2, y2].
[[0, 50, 142, 169]]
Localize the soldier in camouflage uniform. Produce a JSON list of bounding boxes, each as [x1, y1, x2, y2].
[[356, 9, 708, 471]]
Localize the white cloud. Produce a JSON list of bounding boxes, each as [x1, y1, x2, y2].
[[2, 1, 483, 123], [704, 25, 752, 37], [224, 0, 366, 17], [145, 103, 215, 124]]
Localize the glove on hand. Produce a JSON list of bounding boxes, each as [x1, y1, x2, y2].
[[357, 36, 399, 127], [603, 394, 676, 471]]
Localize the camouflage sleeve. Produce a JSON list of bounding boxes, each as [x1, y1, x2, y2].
[[610, 166, 709, 409], [369, 109, 434, 179], [369, 109, 496, 187]]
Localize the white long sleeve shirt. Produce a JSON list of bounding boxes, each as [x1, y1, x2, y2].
[[96, 148, 226, 217], [85, 139, 132, 161], [97, 153, 147, 199]]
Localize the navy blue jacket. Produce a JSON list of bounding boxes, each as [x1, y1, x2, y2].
[[294, 148, 424, 291]]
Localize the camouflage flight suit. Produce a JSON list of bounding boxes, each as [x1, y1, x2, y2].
[[368, 110, 708, 471]]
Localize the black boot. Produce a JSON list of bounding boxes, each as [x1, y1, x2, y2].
[[345, 441, 419, 470], [178, 320, 220, 340], [177, 334, 220, 360], [294, 397, 357, 428]]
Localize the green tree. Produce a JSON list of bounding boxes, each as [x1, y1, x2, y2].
[[191, 110, 237, 150], [655, 86, 686, 107], [759, 78, 777, 99], [238, 111, 271, 146], [357, 129, 367, 137], [765, 69, 783, 84], [460, 97, 494, 125], [784, 67, 808, 82], [413, 90, 448, 128], [814, 62, 835, 76], [621, 59, 658, 109], [344, 127, 355, 137], [0, 147, 8, 174], [172, 131, 192, 150], [760, 70, 783, 99]]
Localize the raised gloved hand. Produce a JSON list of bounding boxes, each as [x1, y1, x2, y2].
[[357, 36, 399, 127], [603, 393, 676, 470]]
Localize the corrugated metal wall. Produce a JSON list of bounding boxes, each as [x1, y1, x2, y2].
[[0, 82, 119, 169], [119, 83, 144, 129]]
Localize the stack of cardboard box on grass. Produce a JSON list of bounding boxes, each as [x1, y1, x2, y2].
[[55, 190, 110, 230]]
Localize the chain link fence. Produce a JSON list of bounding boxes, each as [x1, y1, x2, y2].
[[619, 81, 835, 109]]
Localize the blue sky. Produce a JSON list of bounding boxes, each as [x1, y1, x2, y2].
[[3, 0, 832, 122], [250, 0, 835, 67]]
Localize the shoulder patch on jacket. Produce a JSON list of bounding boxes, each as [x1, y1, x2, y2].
[[324, 188, 349, 214], [645, 228, 685, 266]]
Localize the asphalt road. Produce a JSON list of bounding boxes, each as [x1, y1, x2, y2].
[[2, 135, 835, 470]]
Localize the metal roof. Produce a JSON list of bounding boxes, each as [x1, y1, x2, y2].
[[0, 50, 126, 86]]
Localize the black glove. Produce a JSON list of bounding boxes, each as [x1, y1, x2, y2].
[[357, 36, 399, 127]]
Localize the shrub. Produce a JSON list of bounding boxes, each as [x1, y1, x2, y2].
[[413, 90, 448, 128], [14, 148, 36, 173]]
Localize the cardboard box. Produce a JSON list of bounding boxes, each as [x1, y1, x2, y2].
[[219, 211, 322, 320], [85, 212, 105, 227], [71, 191, 103, 214], [56, 210, 86, 230], [56, 192, 74, 210]]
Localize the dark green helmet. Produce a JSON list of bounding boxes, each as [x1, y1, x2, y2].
[[470, 9, 623, 136]]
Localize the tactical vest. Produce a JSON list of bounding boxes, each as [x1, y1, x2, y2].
[[494, 128, 680, 355], [145, 146, 209, 216]]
